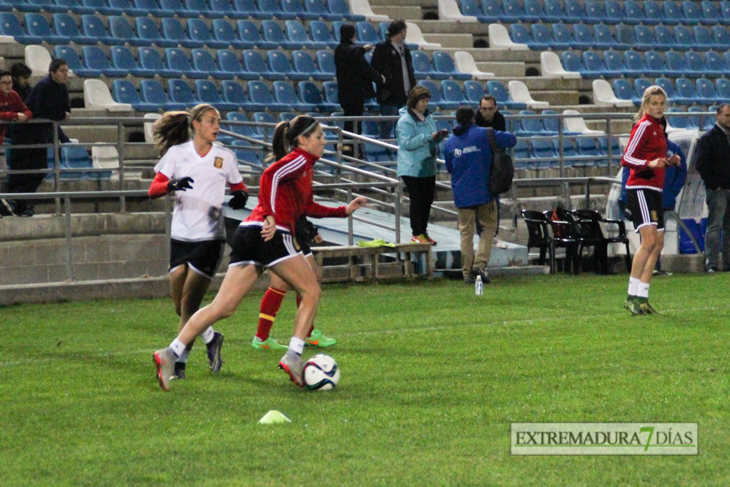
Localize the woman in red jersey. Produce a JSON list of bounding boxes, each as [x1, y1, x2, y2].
[[153, 115, 366, 390], [621, 86, 680, 315]]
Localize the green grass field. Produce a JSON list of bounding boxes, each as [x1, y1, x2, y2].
[[1, 273, 728, 486]]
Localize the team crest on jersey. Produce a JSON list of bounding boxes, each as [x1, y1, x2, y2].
[[213, 157, 223, 169], [651, 210, 658, 222]]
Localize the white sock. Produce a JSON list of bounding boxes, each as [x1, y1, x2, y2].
[[169, 339, 186, 357], [637, 282, 650, 298], [628, 277, 640, 296], [178, 348, 190, 364], [288, 337, 305, 356], [200, 327, 215, 344]]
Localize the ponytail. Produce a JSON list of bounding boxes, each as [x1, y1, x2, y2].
[[153, 104, 219, 156], [267, 115, 320, 162]]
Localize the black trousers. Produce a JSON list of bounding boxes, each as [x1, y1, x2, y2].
[[340, 99, 364, 157], [7, 148, 47, 213], [402, 175, 436, 236]]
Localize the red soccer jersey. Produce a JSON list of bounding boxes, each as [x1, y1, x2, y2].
[[244, 148, 347, 235], [621, 114, 667, 192], [0, 90, 32, 144]]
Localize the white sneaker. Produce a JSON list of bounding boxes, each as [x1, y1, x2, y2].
[[493, 237, 508, 249]]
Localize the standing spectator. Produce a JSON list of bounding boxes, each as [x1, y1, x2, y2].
[[5, 59, 71, 217], [10, 63, 32, 102], [473, 94, 508, 248], [694, 103, 730, 273], [474, 95, 506, 132], [621, 86, 680, 315], [0, 69, 32, 215], [334, 23, 384, 158], [396, 85, 448, 245], [371, 19, 416, 141], [444, 106, 516, 284], [148, 104, 249, 380]]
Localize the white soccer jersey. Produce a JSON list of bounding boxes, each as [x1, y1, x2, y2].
[[154, 141, 243, 241]]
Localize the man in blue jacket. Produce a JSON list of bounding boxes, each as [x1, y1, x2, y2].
[[444, 106, 516, 284]]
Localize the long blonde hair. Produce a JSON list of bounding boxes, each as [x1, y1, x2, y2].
[[153, 104, 218, 156], [634, 85, 667, 122]]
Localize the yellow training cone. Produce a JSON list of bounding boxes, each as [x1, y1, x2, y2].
[[258, 410, 291, 424]]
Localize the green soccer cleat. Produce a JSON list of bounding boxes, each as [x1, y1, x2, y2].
[[251, 336, 288, 350], [623, 296, 645, 316], [637, 297, 657, 315], [305, 329, 336, 348]]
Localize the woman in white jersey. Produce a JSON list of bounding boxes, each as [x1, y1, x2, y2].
[[148, 104, 249, 379]]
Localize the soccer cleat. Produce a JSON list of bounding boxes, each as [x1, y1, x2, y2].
[[623, 296, 645, 316], [251, 336, 288, 350], [637, 297, 657, 315], [278, 352, 304, 387], [411, 234, 431, 244], [171, 362, 186, 380], [306, 329, 336, 348], [206, 332, 224, 373], [153, 348, 176, 391], [423, 233, 437, 246]]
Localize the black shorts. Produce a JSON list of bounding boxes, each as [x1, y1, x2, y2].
[[229, 224, 301, 268], [626, 188, 664, 233], [170, 239, 224, 280], [298, 237, 311, 256]]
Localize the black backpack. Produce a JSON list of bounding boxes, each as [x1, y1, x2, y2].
[[486, 128, 514, 196]]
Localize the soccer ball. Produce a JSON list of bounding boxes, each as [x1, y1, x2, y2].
[[303, 354, 340, 391]]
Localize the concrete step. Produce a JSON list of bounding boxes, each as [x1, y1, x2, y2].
[[370, 0, 437, 6], [422, 33, 474, 49], [412, 20, 489, 35], [371, 5, 421, 19], [436, 47, 541, 63], [478, 62, 524, 78]]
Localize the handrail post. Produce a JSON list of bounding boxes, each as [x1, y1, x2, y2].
[[53, 121, 61, 215], [118, 120, 126, 212], [585, 179, 591, 209], [347, 187, 353, 245], [395, 180, 403, 244], [65, 195, 75, 281], [606, 113, 614, 175]]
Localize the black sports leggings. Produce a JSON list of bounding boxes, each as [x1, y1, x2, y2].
[[402, 175, 436, 236]]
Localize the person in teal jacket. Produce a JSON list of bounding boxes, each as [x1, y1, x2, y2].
[[396, 85, 448, 244]]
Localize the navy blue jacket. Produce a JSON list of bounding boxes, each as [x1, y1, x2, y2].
[[444, 123, 516, 208]]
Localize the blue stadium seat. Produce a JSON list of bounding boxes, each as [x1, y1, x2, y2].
[[327, 0, 365, 21], [503, 0, 534, 21], [613, 79, 640, 106], [221, 80, 255, 110], [692, 26, 716, 50], [232, 141, 262, 168], [572, 24, 602, 49], [656, 77, 691, 105], [622, 0, 646, 24], [653, 25, 678, 50], [460, 0, 487, 22], [211, 18, 250, 49], [188, 18, 229, 48], [687, 51, 719, 77], [135, 17, 177, 47], [696, 78, 720, 105], [599, 136, 621, 166], [268, 50, 309, 80], [168, 79, 199, 107], [248, 80, 287, 111], [140, 79, 186, 110], [412, 51, 439, 79], [305, 0, 339, 20], [416, 80, 446, 110], [298, 80, 337, 111], [252, 111, 278, 139], [223, 112, 262, 141], [683, 1, 708, 24], [539, 109, 562, 135], [514, 110, 544, 137], [554, 138, 579, 167], [133, 0, 171, 16], [561, 51, 588, 76], [663, 0, 686, 25], [81, 15, 116, 44], [185, 0, 223, 17], [54, 45, 100, 77], [216, 49, 256, 79], [687, 106, 705, 129], [624, 51, 656, 77], [209, 0, 246, 18], [259, 0, 297, 19], [243, 49, 280, 80], [634, 78, 652, 100], [673, 25, 696, 50], [195, 79, 238, 111], [666, 51, 695, 77], [331, 20, 345, 42], [316, 50, 335, 77], [113, 79, 158, 111], [703, 1, 730, 25], [712, 26, 730, 48], [509, 24, 533, 48], [563, 0, 587, 22], [192, 49, 234, 79], [282, 0, 319, 20], [165, 48, 208, 79], [262, 19, 297, 48], [108, 16, 146, 46], [716, 79, 730, 101], [633, 24, 660, 50], [440, 80, 467, 108], [161, 17, 204, 48], [139, 46, 183, 77], [487, 80, 526, 110], [26, 13, 66, 43], [479, 0, 507, 21], [644, 50, 679, 77], [58, 145, 108, 180], [582, 51, 612, 77], [111, 45, 154, 77], [665, 106, 688, 130], [356, 21, 380, 45], [575, 137, 602, 167], [529, 139, 557, 169], [643, 1, 667, 23], [286, 19, 326, 49], [463, 80, 485, 103], [292, 50, 329, 80], [553, 23, 587, 49], [585, 0, 611, 23], [530, 23, 564, 50], [232, 0, 268, 19], [18, 0, 67, 13], [159, 0, 196, 17], [53, 13, 95, 44], [705, 51, 727, 77], [433, 51, 471, 80], [310, 20, 338, 48], [525, 0, 556, 21], [322, 80, 339, 107], [272, 80, 317, 111], [594, 23, 626, 50], [83, 45, 127, 76], [511, 139, 529, 170], [54, 0, 97, 13], [108, 0, 143, 15], [603, 50, 630, 77]]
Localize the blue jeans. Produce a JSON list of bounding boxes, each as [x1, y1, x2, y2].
[[379, 103, 401, 141], [704, 188, 730, 269]]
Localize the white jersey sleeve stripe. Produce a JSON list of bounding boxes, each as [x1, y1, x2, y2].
[[623, 121, 649, 167]]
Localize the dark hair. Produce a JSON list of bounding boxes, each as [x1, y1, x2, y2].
[[456, 106, 475, 128], [10, 63, 32, 79], [269, 115, 320, 161], [0, 69, 10, 79], [407, 85, 431, 109], [49, 58, 68, 75], [153, 103, 219, 156], [480, 94, 497, 106], [340, 23, 356, 42], [716, 103, 730, 114], [387, 19, 407, 38]]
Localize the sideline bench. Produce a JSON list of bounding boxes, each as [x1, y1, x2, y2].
[[312, 242, 433, 283]]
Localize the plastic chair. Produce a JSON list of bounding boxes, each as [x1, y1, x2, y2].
[[310, 20, 338, 48], [188, 18, 228, 48], [215, 49, 254, 79], [248, 80, 287, 111], [502, 0, 530, 22], [168, 79, 200, 108], [508, 80, 549, 109], [695, 78, 720, 105], [508, 24, 534, 49], [573, 209, 631, 274], [237, 20, 277, 49], [25, 13, 67, 43], [623, 50, 657, 77], [634, 78, 653, 101], [622, 0, 648, 24], [585, 0, 611, 23], [327, 0, 365, 21], [433, 51, 471, 80], [603, 50, 629, 77], [194, 79, 237, 111], [563, 0, 587, 22], [673, 25, 696, 50], [81, 15, 117, 44], [243, 49, 279, 80], [298, 80, 337, 111], [110, 45, 154, 77], [688, 50, 721, 77], [108, 0, 144, 15], [665, 106, 689, 131], [563, 109, 604, 135], [292, 50, 329, 80], [524, 0, 553, 21], [543, 0, 566, 22], [316, 50, 335, 76], [488, 22, 528, 50], [632, 24, 658, 50], [186, 0, 223, 18], [222, 112, 261, 141], [54, 45, 100, 77], [191, 49, 233, 79], [261, 19, 297, 48], [414, 79, 446, 110], [282, 0, 319, 19], [132, 0, 171, 16], [717, 78, 730, 100], [54, 0, 98, 13], [83, 45, 127, 77], [53, 13, 95, 44], [487, 80, 526, 110], [139, 46, 183, 78], [460, 0, 488, 22], [462, 80, 484, 103], [304, 0, 339, 20], [210, 0, 248, 18], [252, 111, 278, 139], [582, 51, 610, 78], [140, 79, 186, 110], [682, 0, 706, 24], [286, 19, 325, 49], [221, 80, 253, 110], [440, 80, 467, 108], [644, 0, 667, 23], [693, 25, 717, 50], [513, 109, 543, 136], [272, 80, 317, 111], [663, 0, 686, 25], [553, 23, 586, 49], [212, 18, 250, 49], [594, 23, 625, 50], [84, 78, 132, 111], [712, 26, 730, 48], [232, 0, 267, 19], [161, 17, 205, 48], [356, 21, 380, 44], [112, 79, 158, 111], [268, 50, 308, 80], [666, 51, 696, 77], [108, 16, 146, 46], [703, 1, 730, 25], [160, 0, 196, 17], [648, 25, 674, 51], [166, 48, 207, 79], [613, 79, 640, 106], [656, 77, 689, 105], [644, 50, 679, 78], [135, 16, 177, 47], [412, 51, 438, 80]]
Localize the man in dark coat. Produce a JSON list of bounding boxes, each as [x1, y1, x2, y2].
[[370, 19, 416, 140], [334, 23, 384, 157]]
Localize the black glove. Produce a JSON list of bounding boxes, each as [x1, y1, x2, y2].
[[167, 177, 193, 192], [228, 190, 249, 209]]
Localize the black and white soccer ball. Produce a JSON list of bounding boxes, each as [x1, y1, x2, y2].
[[303, 354, 340, 391]]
